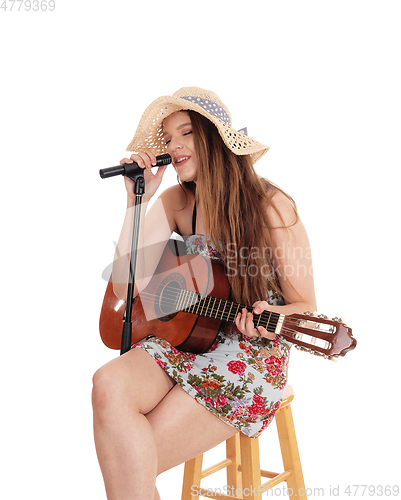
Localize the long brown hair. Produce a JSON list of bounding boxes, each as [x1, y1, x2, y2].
[[181, 111, 298, 305]]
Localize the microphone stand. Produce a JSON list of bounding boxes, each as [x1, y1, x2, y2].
[[119, 171, 145, 355]]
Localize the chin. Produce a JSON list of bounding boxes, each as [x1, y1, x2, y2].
[[180, 176, 197, 183], [177, 171, 197, 183]]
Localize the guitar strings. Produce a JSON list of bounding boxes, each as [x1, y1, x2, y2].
[[130, 291, 335, 351], [136, 289, 333, 334], [136, 289, 279, 332], [133, 285, 330, 331], [135, 289, 328, 342], [137, 289, 258, 325], [127, 286, 335, 341], [135, 286, 330, 329]]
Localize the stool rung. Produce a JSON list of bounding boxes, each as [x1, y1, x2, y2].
[[262, 470, 293, 490], [260, 469, 280, 479], [237, 465, 285, 478], [201, 458, 233, 479], [194, 486, 241, 500]]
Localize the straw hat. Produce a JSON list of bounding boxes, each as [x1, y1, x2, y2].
[[126, 87, 269, 164]]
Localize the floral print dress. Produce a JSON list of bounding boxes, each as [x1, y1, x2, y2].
[[131, 235, 292, 438]]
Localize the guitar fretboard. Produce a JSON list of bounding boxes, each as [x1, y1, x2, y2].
[[177, 289, 284, 334]]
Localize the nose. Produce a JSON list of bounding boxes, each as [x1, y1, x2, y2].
[[167, 137, 183, 153]]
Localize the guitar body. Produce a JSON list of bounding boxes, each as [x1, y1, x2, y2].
[[99, 239, 230, 353]]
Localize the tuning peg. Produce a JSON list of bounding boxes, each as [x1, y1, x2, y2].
[[332, 316, 346, 324], [313, 351, 324, 357]]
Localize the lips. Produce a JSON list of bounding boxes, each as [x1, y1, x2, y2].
[[174, 155, 190, 166]]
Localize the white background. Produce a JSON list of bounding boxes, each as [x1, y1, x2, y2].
[[1, 1, 400, 499]]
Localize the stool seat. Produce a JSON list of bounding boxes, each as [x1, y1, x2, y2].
[[181, 384, 306, 500]]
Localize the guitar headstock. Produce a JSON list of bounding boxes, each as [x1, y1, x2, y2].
[[281, 312, 356, 360]]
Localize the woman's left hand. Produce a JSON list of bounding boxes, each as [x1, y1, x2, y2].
[[235, 301, 276, 340]]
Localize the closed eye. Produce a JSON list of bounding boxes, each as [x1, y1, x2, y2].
[[165, 130, 192, 146]]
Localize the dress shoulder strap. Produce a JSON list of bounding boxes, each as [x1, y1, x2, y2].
[[192, 201, 197, 235]]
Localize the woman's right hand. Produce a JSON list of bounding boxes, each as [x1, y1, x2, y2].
[[119, 151, 168, 204]]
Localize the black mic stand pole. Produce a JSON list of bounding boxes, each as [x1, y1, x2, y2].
[[120, 171, 145, 355]]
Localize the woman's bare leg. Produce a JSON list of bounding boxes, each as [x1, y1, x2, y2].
[[92, 348, 175, 500], [147, 384, 238, 476], [92, 348, 238, 499]]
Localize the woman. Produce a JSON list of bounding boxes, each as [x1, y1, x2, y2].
[[92, 87, 317, 499]]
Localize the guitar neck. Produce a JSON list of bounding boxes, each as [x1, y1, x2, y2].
[[179, 289, 285, 336]]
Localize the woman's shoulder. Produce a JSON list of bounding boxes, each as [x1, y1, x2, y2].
[[156, 184, 195, 235], [266, 187, 298, 228], [159, 184, 191, 207]]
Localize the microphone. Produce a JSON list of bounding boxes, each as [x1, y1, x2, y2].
[[99, 154, 171, 179]]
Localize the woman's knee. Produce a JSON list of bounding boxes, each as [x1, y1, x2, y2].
[[92, 365, 120, 416]]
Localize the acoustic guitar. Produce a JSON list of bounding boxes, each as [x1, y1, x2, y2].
[[99, 239, 356, 359]]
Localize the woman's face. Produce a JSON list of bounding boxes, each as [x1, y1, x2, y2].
[[162, 111, 198, 183]]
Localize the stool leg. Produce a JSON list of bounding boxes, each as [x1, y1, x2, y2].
[[226, 433, 242, 493], [181, 454, 203, 500], [275, 404, 307, 499], [239, 433, 262, 500]]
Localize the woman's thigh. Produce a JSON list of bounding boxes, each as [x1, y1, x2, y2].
[[146, 384, 238, 475]]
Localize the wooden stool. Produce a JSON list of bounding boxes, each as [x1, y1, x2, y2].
[[181, 385, 306, 500]]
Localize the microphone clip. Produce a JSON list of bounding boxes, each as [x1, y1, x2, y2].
[[129, 168, 145, 195]]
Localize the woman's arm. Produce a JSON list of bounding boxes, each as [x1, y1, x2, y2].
[[262, 190, 317, 313], [236, 191, 317, 339], [111, 152, 177, 300]]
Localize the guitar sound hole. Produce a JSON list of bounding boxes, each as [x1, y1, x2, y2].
[[159, 281, 181, 315], [154, 272, 186, 322]]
